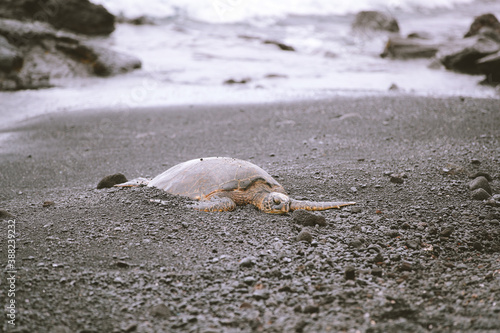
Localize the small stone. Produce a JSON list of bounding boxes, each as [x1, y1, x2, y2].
[[472, 242, 483, 251], [442, 163, 465, 175], [471, 159, 481, 165], [390, 174, 404, 184], [239, 256, 256, 267], [469, 176, 492, 195], [351, 207, 362, 213], [113, 276, 125, 284], [252, 289, 270, 300], [292, 210, 327, 227], [294, 305, 303, 313], [372, 253, 385, 263], [243, 276, 256, 285], [303, 305, 319, 313], [371, 267, 383, 277], [42, 201, 55, 207], [240, 302, 252, 309], [345, 266, 356, 280], [489, 219, 500, 226], [0, 209, 14, 220], [115, 261, 130, 268], [399, 261, 413, 271], [440, 226, 454, 237], [123, 323, 138, 333], [387, 231, 401, 238], [297, 229, 313, 243], [348, 238, 363, 248], [97, 173, 128, 189], [406, 239, 419, 249], [471, 188, 491, 200], [469, 172, 493, 181], [150, 304, 172, 318]]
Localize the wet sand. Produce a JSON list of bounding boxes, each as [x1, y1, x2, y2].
[[1, 95, 499, 332]]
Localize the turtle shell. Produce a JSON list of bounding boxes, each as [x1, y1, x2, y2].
[[148, 157, 285, 200]]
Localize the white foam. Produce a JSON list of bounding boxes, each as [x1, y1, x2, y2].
[[91, 0, 476, 23]]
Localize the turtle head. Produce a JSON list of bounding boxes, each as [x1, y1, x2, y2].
[[261, 192, 291, 214]]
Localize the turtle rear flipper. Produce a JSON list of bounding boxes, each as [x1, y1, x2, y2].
[[290, 200, 355, 211], [190, 197, 237, 212], [114, 177, 150, 187]]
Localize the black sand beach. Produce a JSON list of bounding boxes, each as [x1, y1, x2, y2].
[[1, 96, 500, 332]]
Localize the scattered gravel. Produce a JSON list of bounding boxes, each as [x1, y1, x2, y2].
[[1, 96, 499, 333]]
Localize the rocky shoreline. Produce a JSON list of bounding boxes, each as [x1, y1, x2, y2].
[[361, 10, 500, 86], [0, 0, 141, 91], [1, 96, 499, 332]]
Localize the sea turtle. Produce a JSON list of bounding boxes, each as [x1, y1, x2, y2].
[[116, 157, 355, 214]]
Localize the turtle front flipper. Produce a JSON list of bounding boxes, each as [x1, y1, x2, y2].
[[290, 199, 355, 211], [190, 197, 237, 212]]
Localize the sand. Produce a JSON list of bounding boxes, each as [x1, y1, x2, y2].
[[1, 95, 499, 332]]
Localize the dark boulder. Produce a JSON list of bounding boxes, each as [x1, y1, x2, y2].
[[0, 35, 23, 72], [352, 11, 400, 33], [440, 35, 499, 75], [0, 18, 141, 91], [57, 41, 142, 77], [0, 0, 115, 35], [439, 13, 500, 84], [381, 36, 439, 59], [477, 51, 500, 85], [263, 40, 295, 51], [464, 13, 500, 42]]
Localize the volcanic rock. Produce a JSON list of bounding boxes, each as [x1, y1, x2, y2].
[[352, 11, 400, 33], [468, 176, 492, 195], [381, 36, 439, 59], [0, 0, 115, 35], [471, 188, 491, 200], [97, 173, 128, 189], [292, 210, 327, 227]]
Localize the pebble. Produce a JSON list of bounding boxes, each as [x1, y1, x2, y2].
[[252, 289, 270, 300], [372, 253, 385, 263], [406, 239, 420, 249], [351, 207, 362, 213], [390, 174, 404, 184], [113, 277, 125, 284], [468, 176, 492, 195], [0, 209, 14, 219], [371, 267, 383, 277], [345, 266, 356, 280], [440, 226, 454, 237], [303, 304, 319, 313], [243, 276, 256, 285], [469, 172, 493, 181], [292, 210, 327, 226], [96, 173, 128, 189], [297, 229, 313, 243], [115, 261, 130, 268], [150, 303, 172, 318], [471, 188, 491, 201], [399, 261, 414, 271], [239, 256, 256, 267], [348, 238, 363, 248]]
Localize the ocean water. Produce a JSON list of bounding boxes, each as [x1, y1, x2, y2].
[[0, 0, 499, 130]]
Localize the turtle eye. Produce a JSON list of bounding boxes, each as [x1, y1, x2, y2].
[[273, 197, 281, 205]]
